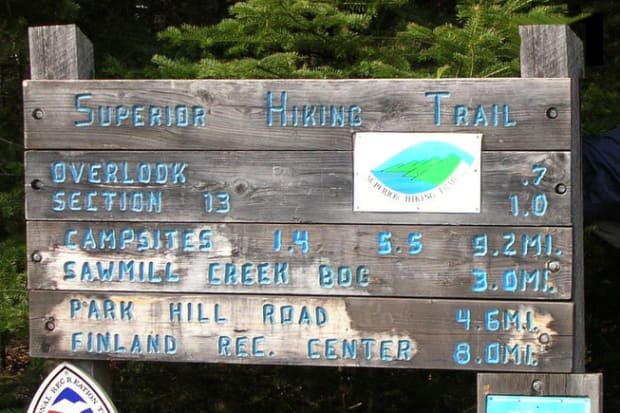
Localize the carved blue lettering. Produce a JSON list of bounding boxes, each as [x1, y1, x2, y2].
[[454, 105, 468, 126], [69, 191, 81, 211], [330, 105, 345, 127], [99, 106, 112, 126], [85, 191, 97, 211], [170, 303, 182, 322], [115, 105, 129, 126], [503, 105, 516, 127], [342, 339, 357, 359], [119, 228, 134, 249], [266, 91, 287, 126], [137, 163, 150, 183], [103, 162, 118, 183], [308, 338, 320, 359], [503, 269, 518, 292], [325, 338, 338, 360], [176, 105, 188, 127], [349, 105, 362, 127], [425, 91, 450, 126], [242, 262, 254, 285], [361, 338, 376, 360], [281, 305, 294, 325], [303, 105, 316, 127], [473, 105, 488, 127], [380, 340, 393, 361], [130, 335, 143, 353], [132, 105, 145, 127], [70, 299, 82, 319], [51, 162, 66, 183], [214, 304, 226, 323], [64, 229, 78, 249], [99, 229, 116, 249], [208, 263, 221, 285], [88, 163, 101, 184], [193, 106, 206, 127], [69, 163, 85, 183], [225, 263, 237, 284], [274, 262, 288, 284], [71, 332, 83, 351], [63, 261, 76, 281], [149, 105, 161, 126], [397, 340, 412, 360], [257, 262, 271, 284], [218, 336, 232, 356], [299, 306, 312, 325], [75, 93, 94, 127], [236, 336, 249, 357], [52, 191, 65, 211], [171, 163, 187, 183]]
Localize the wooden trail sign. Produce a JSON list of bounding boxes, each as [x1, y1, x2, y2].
[[25, 25, 583, 373]]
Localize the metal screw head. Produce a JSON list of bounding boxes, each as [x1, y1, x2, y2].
[[44, 319, 55, 331], [546, 260, 561, 273], [532, 379, 544, 393], [539, 333, 551, 344], [555, 183, 567, 194], [546, 107, 559, 119], [31, 179, 43, 190], [32, 108, 44, 120], [31, 251, 42, 263]]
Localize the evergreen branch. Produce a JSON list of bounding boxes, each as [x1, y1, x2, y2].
[[0, 137, 21, 147]]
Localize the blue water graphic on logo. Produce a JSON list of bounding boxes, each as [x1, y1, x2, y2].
[[371, 141, 475, 194]]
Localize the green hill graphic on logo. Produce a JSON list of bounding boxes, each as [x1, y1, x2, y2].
[[371, 141, 475, 194]]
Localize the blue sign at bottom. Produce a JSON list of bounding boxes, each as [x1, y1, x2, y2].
[[487, 395, 591, 413]]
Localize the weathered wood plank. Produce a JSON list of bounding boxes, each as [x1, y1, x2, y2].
[[27, 222, 572, 299], [25, 151, 571, 225], [521, 24, 585, 373], [28, 25, 94, 80], [477, 373, 602, 413], [28, 23, 109, 388], [520, 25, 585, 79], [30, 291, 574, 371], [23, 79, 571, 150]]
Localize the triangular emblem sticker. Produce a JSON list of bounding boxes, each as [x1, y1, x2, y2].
[[27, 362, 117, 413]]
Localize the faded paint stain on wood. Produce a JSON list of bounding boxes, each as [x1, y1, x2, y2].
[[27, 222, 572, 299], [30, 291, 574, 371]]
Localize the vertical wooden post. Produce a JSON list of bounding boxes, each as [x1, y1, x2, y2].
[[28, 25, 94, 80], [28, 24, 111, 390], [519, 25, 585, 373]]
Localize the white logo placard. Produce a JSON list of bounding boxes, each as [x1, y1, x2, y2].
[[27, 362, 117, 413], [354, 132, 482, 213]]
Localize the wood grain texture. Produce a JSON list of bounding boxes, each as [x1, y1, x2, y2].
[[521, 24, 585, 373], [27, 222, 572, 299], [28, 25, 94, 80], [25, 150, 571, 225], [477, 373, 602, 413], [29, 291, 574, 371], [28, 24, 111, 386], [520, 25, 585, 79], [23, 79, 571, 150]]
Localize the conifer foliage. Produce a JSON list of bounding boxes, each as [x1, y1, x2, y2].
[[153, 0, 577, 79]]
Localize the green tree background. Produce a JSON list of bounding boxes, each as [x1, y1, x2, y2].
[[2, 0, 620, 411]]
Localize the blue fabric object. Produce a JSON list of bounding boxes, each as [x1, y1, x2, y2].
[[583, 127, 620, 223]]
